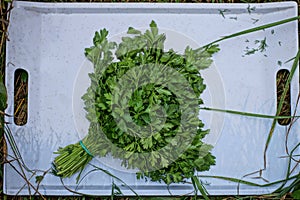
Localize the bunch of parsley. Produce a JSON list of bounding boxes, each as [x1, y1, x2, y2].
[[53, 21, 219, 185]]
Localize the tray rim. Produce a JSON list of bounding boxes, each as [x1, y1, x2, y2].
[[13, 1, 298, 12]]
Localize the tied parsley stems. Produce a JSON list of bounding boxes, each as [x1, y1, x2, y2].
[[52, 141, 93, 181]]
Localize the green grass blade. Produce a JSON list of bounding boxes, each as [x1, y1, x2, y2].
[[198, 174, 299, 188], [191, 176, 198, 199], [200, 107, 300, 119], [111, 181, 114, 200], [203, 16, 300, 49], [0, 74, 7, 111], [4, 125, 32, 173], [191, 176, 210, 200]]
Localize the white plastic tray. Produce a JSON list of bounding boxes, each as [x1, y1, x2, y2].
[[4, 1, 300, 196]]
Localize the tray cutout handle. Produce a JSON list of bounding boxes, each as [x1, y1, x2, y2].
[[14, 68, 28, 126], [276, 69, 291, 126]]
